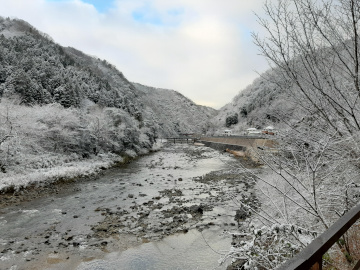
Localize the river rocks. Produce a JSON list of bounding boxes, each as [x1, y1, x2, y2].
[[58, 242, 68, 248], [0, 144, 261, 270], [93, 224, 109, 233], [90, 200, 216, 241], [87, 166, 258, 246], [235, 208, 249, 223], [159, 188, 183, 198], [65, 236, 73, 241], [190, 205, 204, 215], [193, 170, 250, 184]]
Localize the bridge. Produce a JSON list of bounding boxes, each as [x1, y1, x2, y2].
[[166, 137, 197, 144]]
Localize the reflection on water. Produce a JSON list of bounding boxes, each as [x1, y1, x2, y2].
[[77, 229, 230, 270]]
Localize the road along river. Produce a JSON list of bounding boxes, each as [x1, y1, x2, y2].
[[0, 143, 259, 270]]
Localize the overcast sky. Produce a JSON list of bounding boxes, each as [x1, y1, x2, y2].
[[0, 0, 269, 109]]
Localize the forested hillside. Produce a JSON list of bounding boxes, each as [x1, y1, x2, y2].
[[0, 17, 214, 134], [0, 17, 214, 190], [134, 83, 217, 136], [208, 69, 288, 134]]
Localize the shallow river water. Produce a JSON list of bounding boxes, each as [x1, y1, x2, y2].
[[0, 144, 255, 270]]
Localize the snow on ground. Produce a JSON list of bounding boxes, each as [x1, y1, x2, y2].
[[0, 153, 122, 191], [0, 141, 165, 192]]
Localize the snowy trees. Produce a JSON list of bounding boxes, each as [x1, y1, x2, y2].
[[85, 106, 139, 155], [133, 83, 217, 137], [0, 100, 16, 172], [225, 0, 360, 268], [225, 130, 360, 268], [0, 20, 138, 113], [0, 97, 158, 177], [232, 131, 360, 268], [226, 113, 239, 127], [253, 0, 360, 137]]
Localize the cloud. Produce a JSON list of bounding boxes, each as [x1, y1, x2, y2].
[[0, 0, 269, 108]]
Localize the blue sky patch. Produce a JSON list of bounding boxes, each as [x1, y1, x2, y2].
[[132, 11, 163, 26], [167, 8, 184, 17], [47, 0, 114, 13], [132, 6, 184, 26]]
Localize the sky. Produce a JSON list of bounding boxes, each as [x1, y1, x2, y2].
[[0, 0, 269, 109]]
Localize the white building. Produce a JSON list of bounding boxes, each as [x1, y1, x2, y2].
[[246, 128, 261, 135], [264, 126, 274, 131], [263, 126, 275, 135]]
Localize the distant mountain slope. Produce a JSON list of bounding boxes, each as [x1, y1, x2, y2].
[[134, 83, 217, 136], [0, 17, 214, 137], [208, 69, 295, 135], [211, 41, 357, 136]]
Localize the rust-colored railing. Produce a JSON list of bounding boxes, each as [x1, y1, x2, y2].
[[277, 204, 360, 270]]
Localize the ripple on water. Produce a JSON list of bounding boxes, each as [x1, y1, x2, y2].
[[21, 209, 39, 215], [77, 229, 231, 270]]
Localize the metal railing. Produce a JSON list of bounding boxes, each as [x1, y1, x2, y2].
[[165, 137, 196, 144], [278, 203, 360, 270]]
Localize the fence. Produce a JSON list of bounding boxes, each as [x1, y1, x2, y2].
[[278, 203, 360, 270]]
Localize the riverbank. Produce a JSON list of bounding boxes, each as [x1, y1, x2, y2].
[[0, 141, 165, 206], [0, 143, 258, 270]]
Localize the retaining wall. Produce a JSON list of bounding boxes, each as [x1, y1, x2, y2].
[[199, 137, 275, 150], [199, 140, 247, 152]]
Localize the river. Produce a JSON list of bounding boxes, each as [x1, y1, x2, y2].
[[0, 143, 256, 270]]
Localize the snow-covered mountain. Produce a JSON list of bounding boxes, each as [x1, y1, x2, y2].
[[0, 17, 215, 137], [134, 83, 217, 136], [208, 69, 292, 135], [0, 17, 216, 183]]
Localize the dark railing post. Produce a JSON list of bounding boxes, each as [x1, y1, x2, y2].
[[353, 259, 360, 270], [277, 203, 360, 270], [310, 259, 322, 270]]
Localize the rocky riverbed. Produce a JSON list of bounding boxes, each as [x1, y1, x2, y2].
[[0, 144, 259, 270]]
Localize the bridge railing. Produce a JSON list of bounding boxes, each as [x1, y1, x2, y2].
[[277, 203, 360, 270], [165, 137, 196, 144]]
